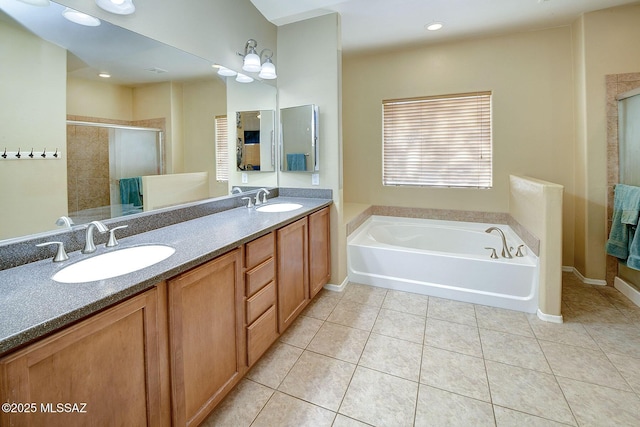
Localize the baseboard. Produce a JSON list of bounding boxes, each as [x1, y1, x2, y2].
[[563, 266, 607, 286], [537, 309, 563, 323], [323, 275, 349, 293], [614, 276, 640, 308]]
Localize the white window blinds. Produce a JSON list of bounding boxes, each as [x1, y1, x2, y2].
[[382, 91, 492, 188], [215, 115, 229, 182]]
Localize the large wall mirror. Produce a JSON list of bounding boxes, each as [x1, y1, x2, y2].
[[280, 104, 319, 172], [0, 0, 277, 242]]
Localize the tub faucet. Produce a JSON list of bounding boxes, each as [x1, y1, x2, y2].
[[83, 221, 109, 254], [485, 227, 513, 259]]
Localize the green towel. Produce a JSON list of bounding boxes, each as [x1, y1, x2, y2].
[[606, 184, 640, 266], [119, 177, 142, 207]]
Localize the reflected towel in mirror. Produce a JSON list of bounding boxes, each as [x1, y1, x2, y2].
[[287, 153, 306, 171]]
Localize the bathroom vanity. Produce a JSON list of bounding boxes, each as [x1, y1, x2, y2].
[[0, 198, 331, 426]]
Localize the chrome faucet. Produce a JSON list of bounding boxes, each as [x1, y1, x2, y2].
[[231, 187, 243, 194], [255, 188, 270, 205], [83, 221, 109, 254], [56, 216, 74, 228], [485, 227, 513, 259]]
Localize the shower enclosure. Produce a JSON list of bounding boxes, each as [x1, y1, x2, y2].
[[66, 120, 164, 223]]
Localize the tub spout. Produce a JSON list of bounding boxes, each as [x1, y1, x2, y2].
[[485, 227, 513, 259]]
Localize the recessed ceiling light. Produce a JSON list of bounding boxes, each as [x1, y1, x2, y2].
[[62, 8, 101, 26], [425, 22, 443, 31], [98, 72, 111, 78]]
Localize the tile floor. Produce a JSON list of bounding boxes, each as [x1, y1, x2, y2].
[[202, 273, 640, 426]]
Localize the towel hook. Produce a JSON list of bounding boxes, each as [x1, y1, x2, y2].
[[53, 148, 59, 158], [28, 148, 34, 158], [1, 148, 6, 159], [15, 148, 21, 159], [41, 148, 47, 158]]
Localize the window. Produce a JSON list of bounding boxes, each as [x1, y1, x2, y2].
[[382, 91, 492, 188], [215, 115, 229, 182]]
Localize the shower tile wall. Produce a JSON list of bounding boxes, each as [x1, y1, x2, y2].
[[606, 73, 640, 286]]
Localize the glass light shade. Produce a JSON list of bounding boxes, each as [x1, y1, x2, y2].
[[235, 73, 254, 83], [216, 66, 237, 77], [242, 51, 261, 73], [16, 0, 50, 6], [258, 60, 277, 79], [62, 8, 101, 26], [95, 0, 136, 15]]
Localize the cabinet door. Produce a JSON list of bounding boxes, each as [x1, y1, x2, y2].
[[277, 217, 309, 333], [168, 249, 245, 427], [0, 286, 167, 427], [309, 207, 331, 298]]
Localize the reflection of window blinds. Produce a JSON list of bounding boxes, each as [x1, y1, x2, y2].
[[619, 92, 640, 187], [215, 115, 229, 181], [382, 92, 492, 188]]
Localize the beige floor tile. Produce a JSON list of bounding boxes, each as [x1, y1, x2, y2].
[[372, 308, 426, 344], [327, 299, 380, 331], [332, 414, 373, 426], [415, 385, 495, 427], [493, 406, 573, 427], [302, 290, 342, 320], [564, 298, 632, 324], [201, 379, 273, 427], [278, 350, 356, 411], [608, 352, 640, 394], [359, 333, 423, 381], [585, 322, 640, 357], [539, 340, 631, 391], [485, 361, 576, 425], [558, 376, 640, 427], [428, 297, 477, 326], [251, 391, 336, 427], [339, 366, 418, 427], [480, 329, 551, 373], [475, 305, 535, 337], [527, 318, 600, 350], [382, 289, 430, 317], [307, 322, 369, 363], [279, 315, 324, 348], [342, 282, 388, 307], [425, 318, 482, 357], [420, 345, 490, 402], [246, 342, 303, 389]]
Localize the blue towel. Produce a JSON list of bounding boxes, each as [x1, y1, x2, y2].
[[287, 153, 307, 171], [119, 177, 142, 207], [606, 184, 640, 269]]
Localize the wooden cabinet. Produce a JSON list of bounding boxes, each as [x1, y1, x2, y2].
[[0, 285, 168, 427], [309, 207, 331, 298], [167, 249, 244, 427], [277, 217, 310, 333], [244, 233, 278, 367]]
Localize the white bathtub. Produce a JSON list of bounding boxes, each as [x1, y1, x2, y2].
[[347, 216, 539, 313]]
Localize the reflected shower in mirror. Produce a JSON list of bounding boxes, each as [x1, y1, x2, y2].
[[236, 110, 275, 172], [280, 104, 319, 172]]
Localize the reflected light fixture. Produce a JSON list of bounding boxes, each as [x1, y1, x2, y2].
[[95, 0, 136, 15], [16, 0, 50, 6], [425, 22, 443, 31], [235, 73, 254, 83], [98, 72, 111, 78], [238, 39, 277, 79], [62, 8, 101, 26], [214, 65, 237, 77]]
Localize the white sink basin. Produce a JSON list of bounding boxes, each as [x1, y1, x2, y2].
[[256, 203, 303, 213], [52, 245, 175, 283]]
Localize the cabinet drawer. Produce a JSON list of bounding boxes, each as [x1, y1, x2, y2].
[[245, 258, 275, 297], [245, 232, 274, 270], [246, 281, 276, 325], [247, 305, 278, 367]]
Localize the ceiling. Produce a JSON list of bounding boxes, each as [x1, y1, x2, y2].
[[250, 0, 640, 53]]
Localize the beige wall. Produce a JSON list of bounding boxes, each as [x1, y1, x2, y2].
[[182, 78, 228, 198], [0, 19, 67, 240], [278, 13, 346, 285], [343, 27, 575, 266], [573, 3, 640, 281]]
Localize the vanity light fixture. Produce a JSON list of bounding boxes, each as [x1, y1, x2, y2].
[[214, 65, 237, 77], [238, 39, 277, 79], [62, 8, 101, 26], [95, 0, 136, 15], [16, 0, 50, 6], [425, 22, 443, 31], [235, 73, 254, 83]]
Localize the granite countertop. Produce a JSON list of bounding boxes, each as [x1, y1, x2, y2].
[[0, 196, 331, 355]]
